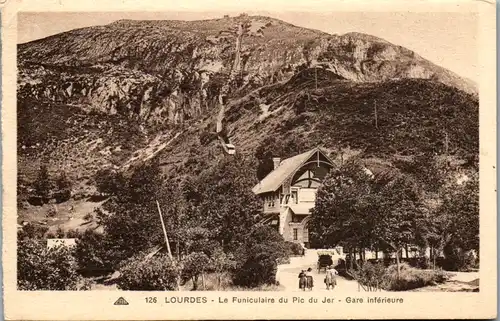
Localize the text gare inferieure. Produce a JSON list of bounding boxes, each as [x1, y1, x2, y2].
[[146, 296, 404, 304]]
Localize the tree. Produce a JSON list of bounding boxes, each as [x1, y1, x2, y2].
[[309, 158, 424, 277], [74, 229, 115, 273], [440, 173, 479, 252], [55, 171, 71, 191], [194, 155, 262, 251], [309, 159, 375, 251], [422, 173, 479, 270], [18, 239, 79, 290], [372, 175, 423, 277], [93, 161, 172, 268], [33, 164, 52, 200], [94, 168, 127, 196]]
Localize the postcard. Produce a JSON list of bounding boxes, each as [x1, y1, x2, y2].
[[2, 0, 497, 319]]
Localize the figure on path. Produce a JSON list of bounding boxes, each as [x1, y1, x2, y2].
[[324, 265, 338, 290], [305, 267, 314, 290], [298, 270, 307, 291]]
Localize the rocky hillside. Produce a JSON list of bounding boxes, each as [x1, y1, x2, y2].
[[17, 14, 479, 201]]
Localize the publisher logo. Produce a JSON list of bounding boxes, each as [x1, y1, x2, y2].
[[114, 297, 129, 306]]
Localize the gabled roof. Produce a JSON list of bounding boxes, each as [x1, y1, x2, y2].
[[252, 147, 333, 195]]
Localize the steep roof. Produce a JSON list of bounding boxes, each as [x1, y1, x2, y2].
[[252, 147, 332, 195]]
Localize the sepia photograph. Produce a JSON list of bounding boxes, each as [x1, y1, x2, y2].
[[15, 9, 482, 294], [3, 0, 496, 319]]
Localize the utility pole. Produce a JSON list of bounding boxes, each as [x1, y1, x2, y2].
[[156, 200, 180, 291], [157, 200, 173, 260]]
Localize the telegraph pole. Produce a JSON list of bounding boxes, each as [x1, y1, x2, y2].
[[156, 200, 180, 290]]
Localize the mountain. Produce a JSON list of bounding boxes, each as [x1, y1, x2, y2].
[[17, 15, 478, 204]]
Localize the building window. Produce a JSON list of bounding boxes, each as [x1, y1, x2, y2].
[[293, 228, 298, 241], [292, 190, 298, 204]]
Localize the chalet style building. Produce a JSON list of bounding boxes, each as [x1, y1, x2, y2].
[[252, 147, 334, 248]]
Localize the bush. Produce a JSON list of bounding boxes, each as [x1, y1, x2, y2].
[[383, 263, 450, 291], [232, 226, 288, 287], [277, 256, 291, 265], [349, 262, 451, 291], [285, 241, 304, 256], [94, 168, 126, 196], [46, 207, 57, 218], [348, 261, 386, 288], [18, 223, 48, 240], [232, 251, 278, 288], [83, 212, 93, 222], [18, 238, 79, 290], [209, 247, 237, 289], [182, 252, 211, 290], [442, 246, 478, 271], [117, 253, 179, 291], [199, 131, 217, 146]]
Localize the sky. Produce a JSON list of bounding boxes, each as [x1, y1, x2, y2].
[[17, 11, 478, 82]]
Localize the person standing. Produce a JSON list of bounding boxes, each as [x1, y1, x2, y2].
[[325, 266, 338, 290], [298, 270, 307, 290], [305, 267, 314, 290]]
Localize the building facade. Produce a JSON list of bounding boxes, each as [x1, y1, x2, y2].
[[252, 147, 334, 248]]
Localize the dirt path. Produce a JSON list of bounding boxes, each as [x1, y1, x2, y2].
[[277, 249, 379, 293]]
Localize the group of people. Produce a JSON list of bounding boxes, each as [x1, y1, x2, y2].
[[298, 266, 339, 291]]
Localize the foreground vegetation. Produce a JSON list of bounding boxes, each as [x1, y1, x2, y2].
[[346, 262, 450, 291], [17, 157, 297, 291], [311, 155, 479, 278]]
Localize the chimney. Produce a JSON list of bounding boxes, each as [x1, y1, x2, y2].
[[272, 157, 281, 169]]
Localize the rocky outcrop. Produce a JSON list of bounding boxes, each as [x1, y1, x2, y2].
[[18, 16, 476, 127]]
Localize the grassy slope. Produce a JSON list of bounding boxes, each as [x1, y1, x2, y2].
[[158, 74, 478, 184]]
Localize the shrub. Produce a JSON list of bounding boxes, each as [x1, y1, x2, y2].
[[18, 223, 48, 240], [18, 238, 79, 290], [182, 251, 211, 290], [285, 241, 304, 256], [54, 172, 72, 202], [349, 262, 451, 291], [117, 253, 179, 291], [199, 131, 217, 146], [46, 207, 57, 218], [53, 189, 71, 203], [94, 168, 126, 196], [46, 227, 66, 239], [442, 246, 478, 271], [232, 226, 288, 287], [348, 261, 386, 288], [383, 263, 450, 291], [196, 272, 233, 291], [209, 247, 237, 289], [83, 212, 93, 222], [277, 256, 291, 265], [232, 251, 278, 288]]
